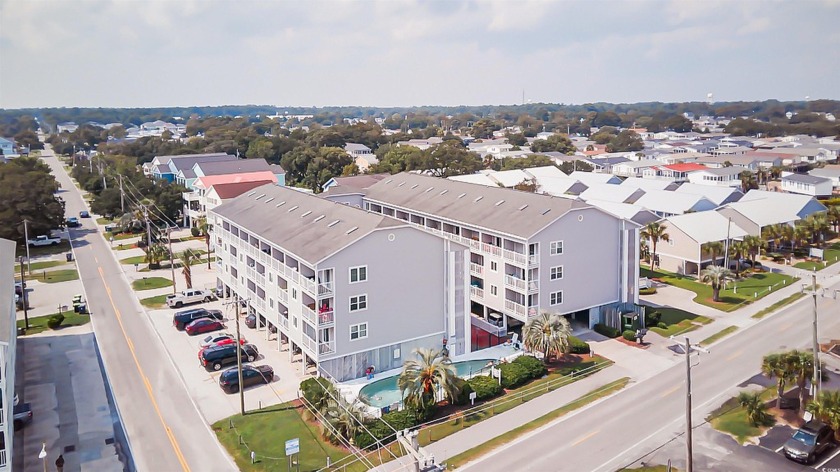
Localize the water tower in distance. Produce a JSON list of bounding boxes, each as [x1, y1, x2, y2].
[[706, 92, 714, 105]]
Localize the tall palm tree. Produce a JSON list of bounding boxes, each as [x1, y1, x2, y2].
[[762, 352, 793, 409], [739, 170, 757, 193], [737, 391, 769, 427], [196, 217, 213, 269], [828, 206, 840, 233], [806, 213, 830, 248], [743, 235, 766, 270], [178, 248, 201, 289], [398, 349, 459, 416], [699, 265, 733, 302], [322, 400, 364, 444], [807, 390, 840, 441], [640, 239, 650, 265], [522, 311, 572, 363], [756, 168, 768, 188], [729, 240, 749, 274], [786, 350, 815, 415], [792, 224, 811, 251], [641, 222, 669, 271], [143, 243, 169, 270], [702, 241, 724, 266]]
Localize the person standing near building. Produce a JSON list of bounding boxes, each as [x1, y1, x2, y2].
[[55, 454, 65, 472]]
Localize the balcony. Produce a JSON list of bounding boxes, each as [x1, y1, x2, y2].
[[278, 289, 289, 303], [528, 279, 539, 294], [503, 249, 527, 266], [469, 263, 484, 276], [182, 191, 201, 202], [301, 305, 317, 326], [319, 340, 336, 355], [318, 307, 335, 327], [470, 286, 484, 299], [504, 299, 526, 317], [278, 316, 289, 331], [318, 281, 333, 297], [0, 449, 6, 467], [528, 254, 539, 267], [301, 335, 318, 356], [504, 274, 526, 292]]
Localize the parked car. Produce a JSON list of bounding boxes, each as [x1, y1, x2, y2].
[[783, 420, 834, 464], [245, 313, 257, 329], [219, 365, 275, 393], [172, 308, 223, 331], [28, 235, 62, 247], [166, 289, 215, 308], [199, 343, 259, 371], [185, 318, 224, 336], [199, 333, 246, 348], [79, 210, 90, 218], [65, 217, 81, 228], [13, 402, 33, 431]]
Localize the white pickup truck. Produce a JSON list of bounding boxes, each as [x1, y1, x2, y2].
[[166, 289, 215, 308], [27, 235, 63, 247]]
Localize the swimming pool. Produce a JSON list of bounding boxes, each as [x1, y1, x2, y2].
[[358, 359, 494, 409]]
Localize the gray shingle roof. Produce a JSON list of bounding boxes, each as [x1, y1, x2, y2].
[[155, 152, 231, 166], [363, 172, 588, 239], [211, 184, 406, 264], [783, 173, 831, 185], [195, 159, 271, 176]]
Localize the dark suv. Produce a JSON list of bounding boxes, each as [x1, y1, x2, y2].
[[199, 343, 259, 371], [783, 420, 834, 464], [173, 308, 223, 331]]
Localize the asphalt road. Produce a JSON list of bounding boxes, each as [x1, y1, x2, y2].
[[42, 147, 236, 472], [463, 281, 840, 471]]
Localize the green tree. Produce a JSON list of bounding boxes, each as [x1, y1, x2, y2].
[[196, 217, 212, 269], [178, 248, 201, 289], [522, 311, 571, 363], [398, 349, 459, 418], [739, 171, 757, 193], [606, 130, 644, 152], [783, 350, 814, 415], [743, 235, 766, 269], [762, 352, 794, 409], [699, 265, 733, 302], [245, 136, 274, 160], [322, 401, 364, 445], [807, 390, 840, 441], [737, 391, 769, 426], [729, 240, 750, 273], [641, 222, 670, 271], [530, 134, 576, 154], [143, 243, 169, 270], [0, 157, 65, 242], [426, 142, 483, 177], [702, 241, 724, 266], [90, 187, 124, 218], [500, 154, 554, 170]]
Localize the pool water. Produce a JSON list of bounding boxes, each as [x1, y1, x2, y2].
[[358, 359, 494, 409]]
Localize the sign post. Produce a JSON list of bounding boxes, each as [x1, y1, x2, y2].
[[285, 438, 300, 472]]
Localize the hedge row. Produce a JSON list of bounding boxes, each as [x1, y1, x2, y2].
[[594, 323, 620, 338], [568, 335, 590, 354]]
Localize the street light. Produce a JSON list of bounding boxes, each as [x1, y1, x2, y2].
[[670, 335, 709, 472], [800, 270, 836, 400]]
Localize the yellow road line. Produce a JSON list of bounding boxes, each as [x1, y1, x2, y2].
[[98, 267, 190, 472], [572, 429, 600, 447], [660, 384, 681, 398], [777, 321, 794, 333]]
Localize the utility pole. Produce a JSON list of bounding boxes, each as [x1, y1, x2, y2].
[[19, 256, 29, 329], [671, 335, 709, 472], [237, 295, 246, 415], [811, 271, 821, 399], [144, 206, 152, 249], [23, 219, 31, 275], [168, 227, 176, 294], [119, 175, 125, 213]]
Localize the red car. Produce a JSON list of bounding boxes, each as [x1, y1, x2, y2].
[[185, 318, 224, 336]]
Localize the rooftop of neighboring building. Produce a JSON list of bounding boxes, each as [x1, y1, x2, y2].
[[0, 238, 14, 343], [663, 211, 749, 244], [193, 171, 278, 189], [782, 173, 832, 185], [208, 180, 277, 200], [194, 158, 273, 176]]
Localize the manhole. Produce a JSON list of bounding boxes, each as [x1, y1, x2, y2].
[[104, 438, 115, 445], [64, 445, 75, 453]]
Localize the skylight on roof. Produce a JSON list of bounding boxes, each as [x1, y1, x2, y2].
[[301, 210, 312, 218], [345, 226, 358, 235], [327, 220, 340, 227], [495, 200, 505, 206], [313, 215, 325, 223], [474, 196, 483, 202], [518, 204, 528, 211], [287, 205, 299, 212]]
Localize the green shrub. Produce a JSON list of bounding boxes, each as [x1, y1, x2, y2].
[[622, 329, 637, 341], [354, 409, 418, 449], [568, 335, 590, 354], [450, 377, 474, 406], [512, 355, 547, 378], [594, 323, 620, 338], [639, 287, 657, 295], [468, 375, 502, 400], [645, 310, 662, 327], [499, 362, 530, 389], [300, 377, 332, 405], [47, 314, 65, 329], [657, 321, 668, 329], [190, 226, 201, 237]]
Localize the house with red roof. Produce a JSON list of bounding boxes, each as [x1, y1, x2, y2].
[[184, 171, 279, 227]]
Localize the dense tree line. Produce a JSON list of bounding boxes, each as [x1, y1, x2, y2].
[[0, 158, 64, 242], [0, 115, 44, 151]]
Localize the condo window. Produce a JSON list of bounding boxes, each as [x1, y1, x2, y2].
[[490, 261, 498, 272], [550, 241, 563, 256], [550, 291, 563, 306], [550, 266, 563, 280], [350, 294, 368, 312], [350, 322, 368, 340], [490, 285, 498, 296], [350, 266, 368, 283]]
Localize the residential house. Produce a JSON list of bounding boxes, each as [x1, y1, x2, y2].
[[345, 143, 378, 172], [619, 177, 679, 192], [211, 185, 469, 382], [146, 153, 235, 182], [579, 184, 645, 204], [537, 177, 589, 196], [202, 180, 279, 219], [56, 122, 78, 133], [809, 166, 840, 191], [187, 172, 278, 226], [358, 173, 640, 334], [396, 138, 443, 150], [447, 173, 501, 188], [694, 153, 782, 171], [0, 239, 18, 470], [569, 171, 621, 186], [781, 173, 833, 197], [654, 211, 749, 276], [673, 183, 743, 206], [583, 156, 630, 173], [716, 190, 827, 236], [633, 190, 717, 217], [321, 174, 389, 194], [522, 165, 568, 180], [612, 161, 660, 178], [585, 200, 659, 226], [0, 138, 14, 157], [685, 166, 745, 188], [642, 163, 708, 182]]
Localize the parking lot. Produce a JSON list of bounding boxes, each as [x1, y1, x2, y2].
[[145, 298, 308, 423], [756, 421, 840, 471]]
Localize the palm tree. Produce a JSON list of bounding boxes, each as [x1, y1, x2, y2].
[[196, 217, 213, 269], [756, 168, 768, 188], [178, 248, 201, 289], [398, 349, 459, 417], [792, 224, 811, 251], [322, 400, 364, 444], [522, 311, 572, 363], [743, 235, 766, 271], [786, 350, 815, 415], [737, 391, 769, 427], [807, 390, 840, 441], [640, 239, 650, 265], [143, 243, 169, 270], [762, 353, 793, 409], [699, 265, 733, 302], [739, 170, 757, 193], [641, 222, 669, 271], [828, 206, 840, 233], [702, 241, 724, 266], [729, 240, 749, 274], [806, 213, 830, 248]]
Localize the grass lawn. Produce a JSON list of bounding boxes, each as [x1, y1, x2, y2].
[[446, 378, 630, 469], [752, 292, 807, 319], [646, 305, 713, 337], [17, 311, 91, 335], [139, 256, 214, 272], [96, 216, 113, 225], [131, 277, 172, 291], [707, 387, 776, 445], [14, 260, 66, 275], [120, 255, 148, 265], [641, 268, 799, 312], [106, 231, 142, 241], [36, 269, 79, 284], [700, 326, 739, 346], [793, 243, 840, 271], [15, 240, 72, 258], [213, 402, 353, 472], [140, 294, 169, 309]]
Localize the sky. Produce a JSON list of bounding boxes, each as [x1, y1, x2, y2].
[[1, 0, 839, 109]]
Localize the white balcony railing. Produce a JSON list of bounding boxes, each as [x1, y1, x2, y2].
[[504, 274, 526, 292], [301, 335, 317, 356], [182, 191, 201, 202], [470, 286, 484, 299], [301, 305, 317, 326], [528, 279, 539, 294], [318, 308, 335, 327], [505, 299, 527, 317], [469, 263, 484, 276], [278, 289, 288, 303], [319, 340, 336, 355], [278, 316, 289, 331], [503, 249, 527, 266], [528, 254, 539, 267], [318, 281, 333, 297], [0, 449, 6, 467]]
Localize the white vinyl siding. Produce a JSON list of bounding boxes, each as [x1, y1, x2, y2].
[[550, 241, 564, 255]]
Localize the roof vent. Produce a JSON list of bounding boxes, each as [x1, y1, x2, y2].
[[275, 201, 286, 207], [410, 184, 419, 189], [255, 193, 265, 200], [425, 187, 434, 193], [458, 193, 467, 199], [313, 215, 325, 223], [440, 190, 449, 195], [328, 220, 341, 227], [287, 205, 299, 212], [385, 179, 393, 184], [495, 200, 505, 206], [397, 182, 406, 187], [541, 208, 551, 215], [518, 204, 528, 211], [247, 191, 257, 197], [345, 226, 359, 235], [264, 197, 274, 204], [300, 210, 312, 218], [474, 196, 483, 202]]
